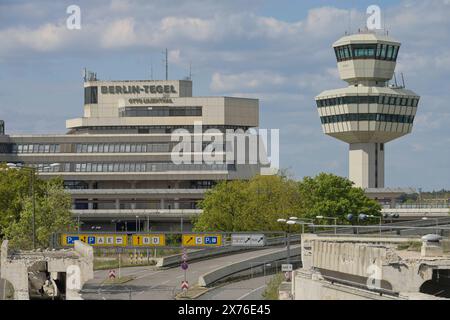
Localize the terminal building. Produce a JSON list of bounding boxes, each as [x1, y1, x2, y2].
[[315, 31, 420, 189], [0, 73, 261, 231]]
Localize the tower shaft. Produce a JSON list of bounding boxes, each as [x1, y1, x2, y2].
[[349, 142, 384, 188]]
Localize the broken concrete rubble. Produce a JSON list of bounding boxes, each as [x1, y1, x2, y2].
[[0, 240, 93, 300]]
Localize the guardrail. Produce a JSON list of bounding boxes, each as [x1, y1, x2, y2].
[[198, 246, 302, 287]]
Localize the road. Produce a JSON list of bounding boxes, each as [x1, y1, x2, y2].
[[82, 246, 287, 300], [197, 276, 270, 300]]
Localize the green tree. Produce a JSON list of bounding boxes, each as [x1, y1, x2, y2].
[[194, 172, 381, 232], [4, 177, 75, 249], [194, 175, 303, 232], [0, 163, 75, 249], [297, 173, 381, 223], [0, 163, 38, 238]]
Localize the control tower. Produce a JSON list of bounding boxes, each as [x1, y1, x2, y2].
[[315, 31, 420, 188]]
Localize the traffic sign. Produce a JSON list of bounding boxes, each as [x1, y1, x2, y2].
[[181, 281, 189, 290], [231, 234, 266, 247], [131, 234, 165, 247], [182, 234, 222, 247], [182, 253, 188, 261], [61, 234, 128, 247], [181, 262, 189, 270], [284, 271, 291, 281], [281, 264, 293, 272], [109, 270, 116, 280]]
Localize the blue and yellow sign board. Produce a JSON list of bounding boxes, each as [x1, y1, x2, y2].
[[182, 234, 222, 247], [131, 234, 166, 247], [61, 234, 127, 247]]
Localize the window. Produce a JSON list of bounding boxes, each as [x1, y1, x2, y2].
[[84, 86, 98, 104]]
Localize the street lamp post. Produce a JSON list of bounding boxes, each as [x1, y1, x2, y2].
[[316, 216, 338, 234], [277, 217, 314, 265], [422, 217, 439, 235], [276, 219, 290, 264]]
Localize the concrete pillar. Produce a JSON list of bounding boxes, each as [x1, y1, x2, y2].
[[174, 181, 180, 209], [115, 199, 120, 210], [160, 199, 165, 209], [130, 181, 136, 209], [349, 142, 384, 189]]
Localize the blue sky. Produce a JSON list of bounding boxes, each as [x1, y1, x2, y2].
[[0, 0, 449, 190]]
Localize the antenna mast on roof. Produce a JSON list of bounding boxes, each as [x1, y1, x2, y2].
[[163, 48, 168, 80], [401, 73, 406, 88], [150, 59, 153, 80], [189, 61, 192, 80]]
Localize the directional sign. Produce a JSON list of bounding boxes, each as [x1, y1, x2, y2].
[[61, 234, 127, 247], [181, 281, 189, 291], [281, 264, 293, 272], [231, 234, 266, 247], [182, 234, 222, 247], [132, 234, 165, 247], [109, 270, 116, 280]]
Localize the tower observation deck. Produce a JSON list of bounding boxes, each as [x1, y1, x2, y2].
[[315, 31, 420, 188]]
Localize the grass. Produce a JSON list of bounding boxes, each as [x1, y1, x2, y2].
[[262, 273, 285, 300], [102, 276, 135, 285]]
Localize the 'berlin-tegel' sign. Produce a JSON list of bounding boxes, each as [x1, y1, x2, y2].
[[101, 84, 177, 95]]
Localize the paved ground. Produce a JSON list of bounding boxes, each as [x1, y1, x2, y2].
[[197, 276, 271, 300], [81, 246, 286, 300]]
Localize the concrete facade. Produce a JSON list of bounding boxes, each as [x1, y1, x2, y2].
[[0, 76, 263, 231]]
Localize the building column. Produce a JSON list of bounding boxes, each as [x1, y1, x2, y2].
[[115, 199, 120, 210], [174, 181, 180, 209], [130, 181, 136, 209], [160, 199, 165, 209], [349, 143, 384, 189]]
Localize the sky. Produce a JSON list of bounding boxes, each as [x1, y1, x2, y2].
[[0, 0, 449, 190]]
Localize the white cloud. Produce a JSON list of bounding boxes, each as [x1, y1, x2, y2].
[[100, 18, 137, 48]]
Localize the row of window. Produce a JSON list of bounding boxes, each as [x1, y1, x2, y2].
[[316, 95, 419, 108], [2, 142, 232, 155], [73, 125, 251, 134], [320, 113, 415, 124], [334, 43, 399, 62], [12, 144, 60, 154], [26, 162, 234, 173], [75, 143, 170, 153], [119, 106, 202, 117]]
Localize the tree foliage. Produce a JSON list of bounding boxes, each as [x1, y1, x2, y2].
[[0, 163, 74, 249], [194, 173, 381, 232], [298, 173, 381, 222], [194, 175, 302, 232]]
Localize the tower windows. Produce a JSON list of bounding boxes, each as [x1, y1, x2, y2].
[[316, 95, 418, 108], [320, 113, 414, 124], [334, 43, 400, 62]]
